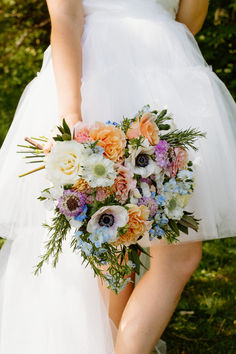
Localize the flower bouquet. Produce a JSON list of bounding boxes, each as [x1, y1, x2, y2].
[[18, 105, 205, 293]]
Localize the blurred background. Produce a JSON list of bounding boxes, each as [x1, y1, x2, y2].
[[0, 0, 235, 352]]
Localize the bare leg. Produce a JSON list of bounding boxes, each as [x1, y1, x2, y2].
[[109, 271, 135, 328], [98, 270, 135, 328], [115, 241, 202, 354]]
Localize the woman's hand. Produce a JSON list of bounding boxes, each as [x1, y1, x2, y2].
[[42, 118, 79, 154], [176, 0, 209, 35], [46, 0, 84, 124]]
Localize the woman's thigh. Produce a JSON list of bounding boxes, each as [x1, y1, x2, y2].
[[149, 241, 202, 282]]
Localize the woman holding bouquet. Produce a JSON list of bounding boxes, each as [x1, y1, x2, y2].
[[0, 0, 235, 353]]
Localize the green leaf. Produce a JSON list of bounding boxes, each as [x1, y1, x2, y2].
[[135, 244, 150, 257], [53, 135, 63, 141], [62, 118, 71, 136], [169, 219, 180, 236], [129, 248, 140, 275], [57, 125, 65, 134], [177, 223, 189, 234], [159, 124, 171, 130], [62, 133, 72, 141], [158, 109, 167, 119]]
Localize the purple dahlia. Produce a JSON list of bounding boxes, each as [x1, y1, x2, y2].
[[58, 190, 85, 217]]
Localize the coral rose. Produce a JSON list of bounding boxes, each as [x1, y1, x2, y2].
[[170, 147, 189, 177], [113, 204, 152, 246], [127, 113, 159, 145], [89, 122, 126, 161], [113, 165, 137, 204]]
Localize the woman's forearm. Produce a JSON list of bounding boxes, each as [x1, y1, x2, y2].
[[46, 1, 84, 127], [176, 0, 209, 35]]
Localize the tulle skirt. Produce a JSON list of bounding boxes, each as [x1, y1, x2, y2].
[[0, 1, 236, 352]]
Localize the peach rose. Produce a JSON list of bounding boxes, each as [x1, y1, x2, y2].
[[89, 122, 126, 161], [113, 204, 152, 246], [113, 165, 137, 204], [126, 116, 140, 140], [74, 122, 91, 143], [170, 147, 189, 177], [126, 113, 159, 145]]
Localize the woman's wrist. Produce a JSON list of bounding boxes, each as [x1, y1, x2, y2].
[[59, 112, 83, 130]]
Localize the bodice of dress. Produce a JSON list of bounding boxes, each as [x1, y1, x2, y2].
[[82, 0, 180, 19], [157, 0, 179, 17]]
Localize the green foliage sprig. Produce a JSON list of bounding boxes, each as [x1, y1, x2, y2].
[[161, 128, 206, 151], [34, 210, 71, 275]]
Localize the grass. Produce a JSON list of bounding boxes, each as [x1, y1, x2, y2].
[[162, 238, 236, 353]]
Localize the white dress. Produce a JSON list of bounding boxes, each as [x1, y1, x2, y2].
[[0, 0, 236, 352]]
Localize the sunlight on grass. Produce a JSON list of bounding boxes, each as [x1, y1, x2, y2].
[[163, 238, 236, 353]]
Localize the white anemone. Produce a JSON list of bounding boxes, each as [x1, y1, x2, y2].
[[87, 205, 129, 241], [125, 143, 160, 178]]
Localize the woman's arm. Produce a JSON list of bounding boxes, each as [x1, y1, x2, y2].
[[46, 0, 84, 128], [176, 0, 209, 35]]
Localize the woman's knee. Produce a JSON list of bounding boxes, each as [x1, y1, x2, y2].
[[150, 241, 202, 282]]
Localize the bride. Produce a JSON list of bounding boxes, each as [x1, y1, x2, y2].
[[0, 0, 236, 353]]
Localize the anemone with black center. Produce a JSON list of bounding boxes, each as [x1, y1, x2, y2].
[[135, 153, 149, 168], [98, 213, 115, 227]]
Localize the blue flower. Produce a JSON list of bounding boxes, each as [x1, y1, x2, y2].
[[177, 182, 191, 195], [160, 215, 169, 225], [164, 178, 179, 193], [74, 230, 83, 238], [127, 261, 136, 269], [81, 242, 93, 256], [94, 145, 104, 154], [149, 228, 155, 241], [106, 120, 119, 127], [154, 225, 165, 237], [74, 230, 83, 248], [95, 248, 107, 256], [156, 195, 166, 206], [177, 169, 193, 181], [74, 204, 88, 222], [89, 227, 112, 248]]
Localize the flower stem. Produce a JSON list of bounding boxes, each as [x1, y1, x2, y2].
[[25, 137, 44, 150], [19, 165, 45, 177]]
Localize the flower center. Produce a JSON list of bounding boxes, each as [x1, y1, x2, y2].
[[94, 164, 106, 177], [99, 213, 115, 227], [135, 154, 149, 167], [168, 199, 177, 211], [66, 196, 79, 211]]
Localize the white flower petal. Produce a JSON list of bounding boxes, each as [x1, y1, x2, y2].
[[45, 141, 85, 185]]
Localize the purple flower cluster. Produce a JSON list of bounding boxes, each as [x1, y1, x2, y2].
[[155, 140, 171, 169], [58, 190, 85, 217], [137, 197, 159, 217]]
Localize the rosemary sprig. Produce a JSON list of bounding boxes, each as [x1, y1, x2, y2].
[[161, 128, 206, 151], [34, 211, 71, 275]]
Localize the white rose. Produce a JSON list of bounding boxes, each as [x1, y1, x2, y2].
[[45, 141, 84, 185]]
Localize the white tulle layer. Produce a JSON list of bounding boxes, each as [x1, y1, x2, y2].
[[0, 2, 236, 352]]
